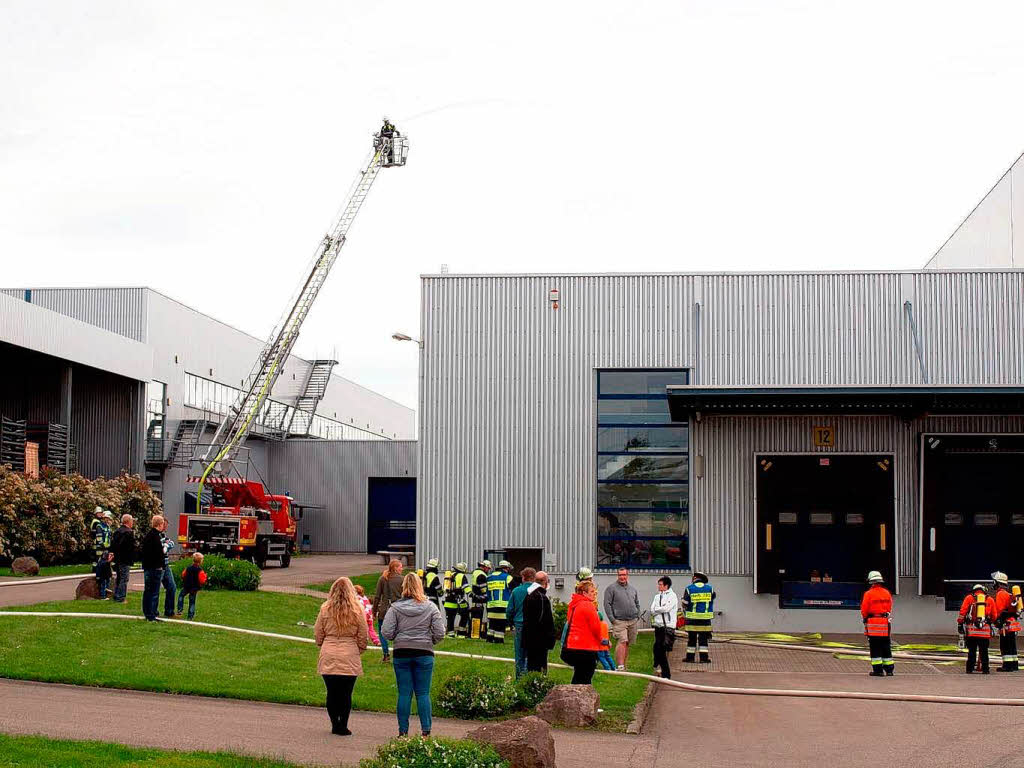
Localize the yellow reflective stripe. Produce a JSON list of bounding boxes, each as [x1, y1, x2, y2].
[[685, 611, 713, 620]]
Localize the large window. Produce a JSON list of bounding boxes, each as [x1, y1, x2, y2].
[[596, 369, 689, 569]]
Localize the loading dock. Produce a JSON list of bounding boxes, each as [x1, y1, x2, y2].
[[755, 453, 896, 607]]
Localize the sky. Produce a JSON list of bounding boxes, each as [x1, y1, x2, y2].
[[3, 1, 1024, 411]]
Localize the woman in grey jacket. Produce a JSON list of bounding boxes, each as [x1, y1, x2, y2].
[[381, 572, 446, 737]]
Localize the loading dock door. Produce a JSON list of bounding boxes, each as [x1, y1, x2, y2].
[[920, 434, 1024, 603], [755, 454, 896, 601], [367, 478, 416, 554]]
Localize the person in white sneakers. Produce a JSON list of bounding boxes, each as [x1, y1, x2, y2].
[[650, 577, 679, 679]]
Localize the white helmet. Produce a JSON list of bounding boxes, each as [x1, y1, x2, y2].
[[867, 570, 883, 584], [992, 571, 1009, 585]]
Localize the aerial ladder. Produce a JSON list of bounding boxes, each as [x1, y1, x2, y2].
[[178, 120, 408, 566]]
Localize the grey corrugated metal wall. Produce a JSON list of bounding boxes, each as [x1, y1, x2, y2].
[[269, 440, 416, 552], [419, 271, 1024, 575], [2, 288, 149, 343]]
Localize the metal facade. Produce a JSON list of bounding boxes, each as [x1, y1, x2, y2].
[[419, 271, 1024, 575], [269, 440, 416, 552], [2, 287, 149, 342]]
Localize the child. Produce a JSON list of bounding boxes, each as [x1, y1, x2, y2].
[[596, 608, 615, 671], [176, 552, 207, 620], [354, 584, 381, 646], [94, 552, 113, 600]]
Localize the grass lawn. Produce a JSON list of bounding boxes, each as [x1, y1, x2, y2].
[[2, 563, 97, 578], [303, 571, 381, 596], [1, 592, 648, 732], [0, 733, 309, 768]]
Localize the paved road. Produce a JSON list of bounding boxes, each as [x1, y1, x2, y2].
[[0, 679, 656, 768]]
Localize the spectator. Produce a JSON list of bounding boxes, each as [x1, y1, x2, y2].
[[177, 552, 206, 620], [650, 576, 679, 679], [141, 515, 166, 621], [603, 567, 640, 671], [373, 559, 404, 663], [158, 523, 177, 618], [507, 567, 536, 678], [563, 580, 603, 684], [522, 571, 555, 674], [95, 552, 113, 600], [354, 584, 380, 645], [314, 576, 368, 736], [110, 514, 136, 604], [381, 572, 445, 738], [596, 607, 615, 671]]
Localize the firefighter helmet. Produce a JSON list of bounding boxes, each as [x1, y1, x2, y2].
[[692, 571, 709, 583], [576, 566, 593, 581], [867, 570, 884, 584], [426, 558, 440, 570], [973, 584, 986, 592], [498, 560, 512, 571], [454, 561, 468, 573], [992, 571, 1009, 585], [479, 559, 492, 570]]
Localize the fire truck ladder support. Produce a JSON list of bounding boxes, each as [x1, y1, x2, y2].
[[193, 123, 407, 512]]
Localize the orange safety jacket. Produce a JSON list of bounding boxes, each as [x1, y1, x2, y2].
[[861, 584, 893, 637], [993, 588, 1021, 633], [958, 591, 993, 638]]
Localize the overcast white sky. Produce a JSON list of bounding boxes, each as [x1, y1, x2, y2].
[[3, 1, 1024, 411]]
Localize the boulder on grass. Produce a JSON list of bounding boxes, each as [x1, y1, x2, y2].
[[467, 715, 555, 768], [11, 557, 39, 576], [535, 684, 600, 727], [75, 576, 102, 600]]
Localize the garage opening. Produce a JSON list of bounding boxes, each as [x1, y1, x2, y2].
[[755, 454, 896, 608], [366, 477, 416, 555], [920, 434, 1024, 607]]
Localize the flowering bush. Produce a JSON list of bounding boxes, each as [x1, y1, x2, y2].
[[0, 465, 160, 564], [514, 671, 556, 709], [552, 598, 569, 638], [360, 737, 507, 768], [436, 673, 520, 720], [170, 553, 261, 591]]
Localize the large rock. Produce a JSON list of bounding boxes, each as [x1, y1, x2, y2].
[[75, 576, 101, 600], [535, 684, 600, 727], [11, 557, 39, 576], [467, 716, 555, 768]]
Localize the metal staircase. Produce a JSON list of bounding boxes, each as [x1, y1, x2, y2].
[[167, 418, 210, 468], [286, 359, 337, 437]]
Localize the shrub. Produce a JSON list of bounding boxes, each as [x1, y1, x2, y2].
[[436, 673, 520, 720], [514, 671, 556, 709], [0, 466, 160, 564], [552, 598, 568, 638], [170, 554, 261, 591], [360, 736, 508, 768]]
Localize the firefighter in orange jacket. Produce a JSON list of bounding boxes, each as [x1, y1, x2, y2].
[[861, 570, 894, 677], [958, 584, 993, 674], [990, 571, 1019, 672]]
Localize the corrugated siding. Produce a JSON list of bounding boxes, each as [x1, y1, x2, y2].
[[2, 288, 149, 342], [269, 440, 416, 552], [73, 367, 139, 478], [420, 271, 1024, 576]]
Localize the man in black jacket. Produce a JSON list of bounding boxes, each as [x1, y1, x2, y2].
[[521, 571, 556, 674], [110, 515, 136, 603], [141, 515, 166, 621]]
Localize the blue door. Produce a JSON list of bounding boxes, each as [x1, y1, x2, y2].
[[367, 477, 416, 553]]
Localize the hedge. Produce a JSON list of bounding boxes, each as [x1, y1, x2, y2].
[[0, 466, 161, 564], [437, 672, 557, 720], [360, 737, 508, 768], [170, 554, 261, 591]]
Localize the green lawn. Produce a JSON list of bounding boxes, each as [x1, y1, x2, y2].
[[304, 571, 381, 596], [0, 733, 310, 768], [3, 563, 97, 578], [1, 592, 648, 732]]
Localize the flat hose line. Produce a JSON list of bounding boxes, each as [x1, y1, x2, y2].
[[3, 611, 1024, 707], [0, 570, 143, 587]]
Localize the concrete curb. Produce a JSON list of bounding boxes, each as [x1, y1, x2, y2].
[[625, 681, 659, 734]]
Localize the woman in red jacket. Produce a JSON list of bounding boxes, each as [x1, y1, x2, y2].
[[564, 580, 604, 684]]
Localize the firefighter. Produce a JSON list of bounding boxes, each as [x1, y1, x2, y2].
[[861, 570, 894, 677], [681, 570, 715, 663], [485, 560, 514, 643], [443, 562, 471, 637], [90, 508, 113, 562], [423, 558, 444, 613], [991, 571, 1019, 672], [958, 583, 994, 674], [470, 560, 492, 639]]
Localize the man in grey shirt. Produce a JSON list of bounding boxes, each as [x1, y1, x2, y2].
[[603, 567, 641, 671]]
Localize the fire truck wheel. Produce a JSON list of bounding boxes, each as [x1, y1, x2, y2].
[[280, 552, 291, 569]]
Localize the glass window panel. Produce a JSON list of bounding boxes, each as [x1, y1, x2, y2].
[[1013, 514, 1024, 526], [598, 370, 689, 395], [809, 512, 834, 525], [778, 511, 798, 524], [597, 536, 688, 567], [944, 512, 963, 526], [597, 398, 672, 424], [974, 513, 999, 526], [597, 483, 688, 509], [845, 513, 864, 525], [597, 426, 688, 453], [598, 510, 687, 537], [597, 454, 688, 482]]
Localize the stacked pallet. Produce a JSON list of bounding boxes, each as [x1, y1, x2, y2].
[[27, 422, 70, 473], [0, 417, 27, 472]]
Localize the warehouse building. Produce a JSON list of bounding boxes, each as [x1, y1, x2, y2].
[[0, 287, 415, 552]]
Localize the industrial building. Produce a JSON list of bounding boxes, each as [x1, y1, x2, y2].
[[0, 287, 415, 553]]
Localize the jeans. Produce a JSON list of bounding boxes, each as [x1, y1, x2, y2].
[[113, 564, 132, 602], [597, 650, 615, 671], [513, 623, 527, 678], [161, 565, 177, 617], [142, 568, 163, 620], [653, 627, 672, 678], [323, 674, 356, 733], [177, 590, 198, 620], [393, 654, 434, 734], [377, 619, 389, 657]]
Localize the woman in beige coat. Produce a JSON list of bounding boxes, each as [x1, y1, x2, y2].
[[315, 576, 368, 735]]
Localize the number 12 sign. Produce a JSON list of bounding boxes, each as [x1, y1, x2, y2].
[[813, 426, 835, 448]]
